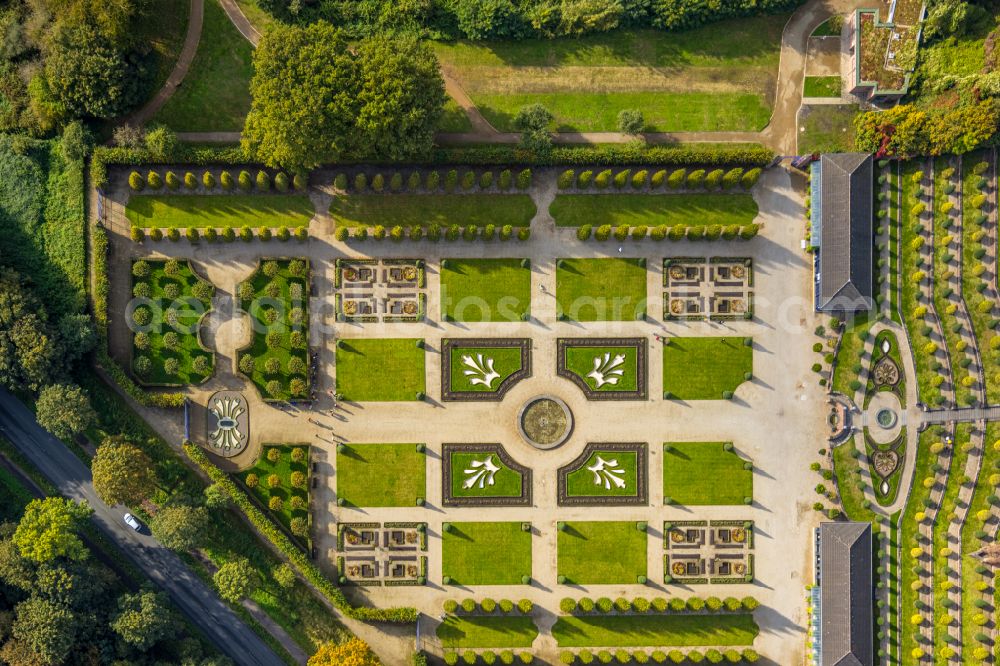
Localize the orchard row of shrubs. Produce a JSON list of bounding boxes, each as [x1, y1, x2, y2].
[[131, 225, 308, 242], [577, 223, 760, 241], [443, 651, 533, 665], [333, 169, 533, 193], [556, 167, 761, 191], [128, 169, 306, 193], [442, 598, 534, 615], [181, 442, 418, 624], [334, 223, 530, 242], [558, 648, 760, 664], [558, 595, 760, 615]]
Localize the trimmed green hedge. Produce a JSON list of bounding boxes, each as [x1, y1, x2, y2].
[[91, 144, 774, 188], [183, 442, 417, 624]]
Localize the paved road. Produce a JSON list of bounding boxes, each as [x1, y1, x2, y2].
[[0, 388, 285, 666]]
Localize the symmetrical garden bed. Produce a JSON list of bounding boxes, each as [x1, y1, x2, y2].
[[334, 338, 426, 401], [663, 257, 754, 320], [130, 258, 215, 386], [662, 442, 753, 506], [442, 443, 532, 507], [440, 258, 532, 323], [664, 520, 754, 584], [237, 258, 311, 401], [441, 338, 531, 401], [239, 444, 312, 546], [662, 337, 753, 400], [556, 258, 647, 322], [442, 522, 533, 586], [335, 443, 426, 507], [557, 337, 648, 400], [557, 443, 648, 506], [557, 521, 647, 585], [334, 258, 426, 322], [337, 522, 427, 586]]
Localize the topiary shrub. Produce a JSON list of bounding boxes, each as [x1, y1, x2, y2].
[[274, 172, 289, 192], [558, 170, 575, 189], [238, 170, 252, 191], [498, 169, 512, 190], [220, 171, 233, 190], [594, 169, 612, 189], [184, 171, 197, 189], [577, 170, 593, 188], [631, 169, 648, 189], [516, 169, 532, 189], [462, 171, 476, 190], [372, 173, 385, 192], [128, 171, 144, 191], [613, 169, 630, 189]]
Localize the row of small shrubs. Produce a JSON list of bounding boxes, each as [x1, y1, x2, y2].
[[333, 169, 532, 193], [131, 225, 308, 242], [334, 224, 530, 242], [128, 169, 305, 192], [558, 595, 759, 614], [443, 598, 534, 615], [182, 442, 418, 623], [559, 648, 760, 664], [576, 223, 760, 241], [444, 651, 533, 665], [557, 167, 761, 191]]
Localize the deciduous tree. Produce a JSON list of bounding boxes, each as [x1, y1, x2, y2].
[[91, 436, 156, 506], [13, 498, 91, 563]]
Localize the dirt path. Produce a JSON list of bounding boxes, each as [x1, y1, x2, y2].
[[127, 0, 205, 127], [219, 0, 261, 46]]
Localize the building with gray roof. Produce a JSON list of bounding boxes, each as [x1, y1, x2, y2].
[[814, 521, 873, 666], [810, 153, 874, 313]]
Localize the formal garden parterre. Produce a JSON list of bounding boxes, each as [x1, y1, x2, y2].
[[130, 258, 215, 386], [441, 338, 532, 401], [237, 258, 311, 401]]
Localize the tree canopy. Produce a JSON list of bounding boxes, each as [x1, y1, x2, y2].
[[242, 22, 444, 170], [854, 101, 1000, 157], [91, 436, 156, 507], [150, 504, 208, 552], [35, 383, 95, 441], [111, 591, 180, 650], [307, 638, 380, 666], [12, 498, 91, 563]]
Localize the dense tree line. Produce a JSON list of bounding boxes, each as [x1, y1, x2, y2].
[[242, 24, 446, 170], [0, 0, 157, 135], [854, 100, 1000, 157], [0, 498, 227, 665], [251, 0, 803, 40]]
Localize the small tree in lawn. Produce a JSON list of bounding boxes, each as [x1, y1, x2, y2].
[[213, 557, 258, 603], [151, 504, 209, 551], [515, 103, 553, 154], [617, 109, 644, 135]]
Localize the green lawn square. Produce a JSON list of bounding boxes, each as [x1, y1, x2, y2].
[[662, 442, 753, 505], [442, 522, 532, 585], [564, 345, 638, 392], [450, 451, 524, 498], [556, 258, 647, 322], [335, 338, 426, 401], [662, 337, 752, 400], [336, 444, 426, 507], [437, 616, 539, 649], [566, 450, 639, 498], [449, 346, 523, 393], [558, 521, 647, 584], [552, 614, 758, 648], [440, 258, 531, 322], [125, 194, 314, 229]]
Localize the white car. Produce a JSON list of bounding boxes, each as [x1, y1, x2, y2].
[[123, 513, 142, 532]]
